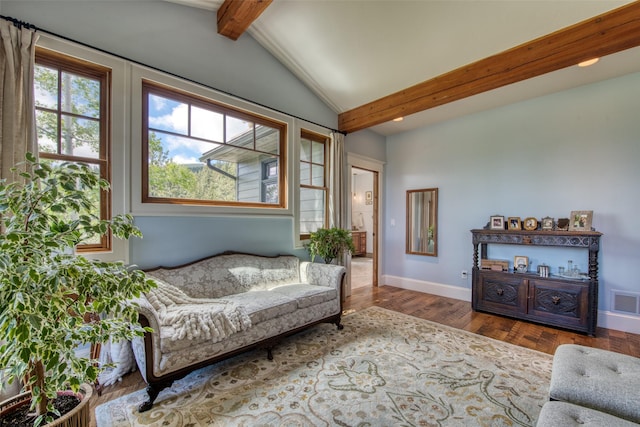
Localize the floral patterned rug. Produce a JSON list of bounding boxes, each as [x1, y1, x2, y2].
[[95, 306, 552, 426]]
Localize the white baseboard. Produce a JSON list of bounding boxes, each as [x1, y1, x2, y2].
[[382, 274, 472, 302], [597, 311, 640, 335], [382, 275, 640, 335]]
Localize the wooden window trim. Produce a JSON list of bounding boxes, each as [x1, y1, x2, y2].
[[35, 48, 112, 252], [141, 80, 287, 209], [299, 130, 329, 240]]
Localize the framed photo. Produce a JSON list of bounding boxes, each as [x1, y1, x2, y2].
[[523, 217, 538, 231], [508, 217, 521, 230], [541, 216, 554, 230], [569, 210, 593, 231], [365, 191, 373, 205], [490, 215, 505, 230], [514, 255, 529, 272]]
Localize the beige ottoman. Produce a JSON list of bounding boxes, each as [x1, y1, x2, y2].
[[537, 401, 639, 426], [549, 344, 640, 423]]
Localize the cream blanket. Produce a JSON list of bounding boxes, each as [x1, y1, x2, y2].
[[145, 279, 252, 342]]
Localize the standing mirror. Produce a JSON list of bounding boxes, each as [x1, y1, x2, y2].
[[406, 188, 438, 256]]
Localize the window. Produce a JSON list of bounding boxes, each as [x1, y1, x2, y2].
[[142, 81, 286, 208], [261, 159, 278, 203], [299, 130, 328, 238], [34, 49, 112, 252]]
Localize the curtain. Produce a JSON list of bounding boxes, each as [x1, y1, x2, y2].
[[328, 131, 351, 281], [328, 131, 346, 229], [0, 19, 39, 181]]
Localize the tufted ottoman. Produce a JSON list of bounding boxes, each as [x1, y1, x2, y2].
[[537, 401, 639, 426], [548, 344, 640, 423]]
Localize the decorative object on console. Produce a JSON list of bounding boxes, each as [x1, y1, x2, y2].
[[523, 217, 538, 231], [508, 217, 521, 230], [556, 218, 570, 231], [481, 259, 509, 271], [569, 210, 593, 231], [514, 255, 529, 273], [489, 215, 505, 230], [541, 216, 554, 230]]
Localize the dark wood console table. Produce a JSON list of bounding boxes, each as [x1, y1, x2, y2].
[[471, 229, 602, 336]]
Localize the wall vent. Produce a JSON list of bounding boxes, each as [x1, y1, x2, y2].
[[611, 290, 640, 315]]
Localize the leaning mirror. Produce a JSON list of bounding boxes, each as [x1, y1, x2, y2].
[[406, 188, 438, 256]]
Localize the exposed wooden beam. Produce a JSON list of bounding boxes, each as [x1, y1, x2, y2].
[[338, 2, 640, 134], [217, 0, 272, 41]]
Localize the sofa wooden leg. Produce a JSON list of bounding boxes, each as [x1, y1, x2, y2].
[[138, 381, 172, 412], [334, 317, 344, 330], [266, 347, 274, 360]]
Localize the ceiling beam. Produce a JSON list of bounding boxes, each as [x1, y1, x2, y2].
[[338, 1, 640, 134], [217, 0, 272, 41]]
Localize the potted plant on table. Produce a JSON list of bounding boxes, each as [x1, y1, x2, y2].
[[0, 153, 155, 426], [306, 227, 355, 265]]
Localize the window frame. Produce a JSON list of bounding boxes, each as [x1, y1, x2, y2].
[[35, 47, 112, 253], [299, 129, 329, 240], [141, 79, 287, 209]]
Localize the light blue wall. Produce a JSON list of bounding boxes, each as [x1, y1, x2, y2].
[[4, 1, 338, 267], [385, 71, 640, 312], [131, 216, 307, 269], [345, 129, 387, 161]]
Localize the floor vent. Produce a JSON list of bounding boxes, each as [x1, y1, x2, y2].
[[611, 290, 640, 315]]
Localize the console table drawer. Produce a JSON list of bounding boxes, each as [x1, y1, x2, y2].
[[528, 279, 589, 329], [474, 272, 527, 316]]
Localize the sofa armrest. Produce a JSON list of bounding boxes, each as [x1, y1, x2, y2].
[[130, 295, 161, 334], [300, 261, 346, 290]]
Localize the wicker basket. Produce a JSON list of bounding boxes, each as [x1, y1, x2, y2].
[[0, 383, 93, 426]]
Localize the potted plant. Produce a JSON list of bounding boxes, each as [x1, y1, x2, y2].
[[306, 227, 355, 265], [0, 153, 154, 426]]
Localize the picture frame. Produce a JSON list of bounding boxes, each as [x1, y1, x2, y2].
[[541, 216, 554, 230], [523, 217, 538, 231], [490, 215, 505, 230], [365, 191, 373, 205], [514, 255, 529, 272], [569, 210, 593, 231], [508, 217, 521, 230]]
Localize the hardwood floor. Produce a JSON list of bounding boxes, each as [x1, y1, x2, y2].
[[87, 285, 640, 426]]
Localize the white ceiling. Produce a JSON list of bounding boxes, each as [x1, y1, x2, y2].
[[166, 0, 639, 135]]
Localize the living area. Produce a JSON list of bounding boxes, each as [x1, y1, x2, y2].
[[2, 1, 640, 426]]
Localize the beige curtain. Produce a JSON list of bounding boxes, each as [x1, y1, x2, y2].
[[328, 131, 346, 229], [0, 19, 39, 181], [328, 131, 351, 278]]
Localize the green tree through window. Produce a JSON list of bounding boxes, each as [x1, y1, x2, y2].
[[142, 81, 286, 208], [34, 49, 111, 251]]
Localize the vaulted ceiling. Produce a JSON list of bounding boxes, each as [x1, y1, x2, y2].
[[166, 0, 640, 135]]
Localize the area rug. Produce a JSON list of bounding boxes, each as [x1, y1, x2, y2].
[[95, 306, 552, 426]]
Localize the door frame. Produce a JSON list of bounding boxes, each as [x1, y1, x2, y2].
[[346, 153, 384, 296]]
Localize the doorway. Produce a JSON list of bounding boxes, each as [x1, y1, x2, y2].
[[350, 167, 377, 289]]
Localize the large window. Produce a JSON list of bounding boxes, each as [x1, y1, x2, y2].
[[34, 49, 112, 252], [142, 81, 286, 208], [299, 130, 328, 238]]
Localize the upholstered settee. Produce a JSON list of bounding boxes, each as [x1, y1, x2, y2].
[[131, 252, 345, 412]]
